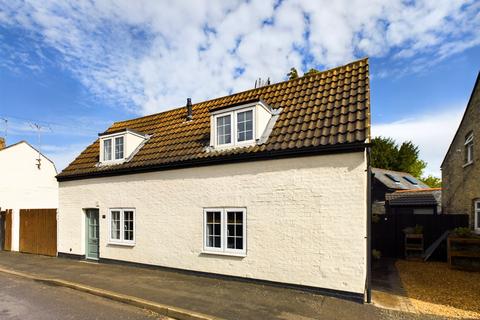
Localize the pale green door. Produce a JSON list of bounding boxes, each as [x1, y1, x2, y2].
[[85, 209, 99, 260]]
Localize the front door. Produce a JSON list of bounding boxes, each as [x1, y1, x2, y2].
[[85, 209, 99, 260]]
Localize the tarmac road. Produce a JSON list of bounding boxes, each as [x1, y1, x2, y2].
[[0, 273, 169, 320]]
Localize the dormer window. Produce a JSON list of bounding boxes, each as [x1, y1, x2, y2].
[[216, 114, 232, 145], [210, 99, 278, 149], [98, 129, 149, 165], [114, 136, 124, 159], [102, 137, 124, 162], [237, 110, 253, 142], [214, 108, 255, 147], [103, 139, 112, 161]]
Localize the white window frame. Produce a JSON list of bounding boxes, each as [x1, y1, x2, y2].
[[203, 208, 246, 256], [108, 208, 135, 246], [101, 134, 126, 163], [465, 132, 474, 165], [103, 138, 112, 161], [235, 109, 255, 146], [213, 107, 256, 149], [114, 136, 124, 160], [215, 113, 234, 147], [475, 200, 480, 233]]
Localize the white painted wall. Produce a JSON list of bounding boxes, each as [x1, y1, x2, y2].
[[0, 142, 58, 251], [58, 152, 367, 294], [256, 103, 272, 139], [125, 132, 145, 157]]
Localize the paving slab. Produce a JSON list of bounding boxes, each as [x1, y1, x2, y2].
[[0, 252, 449, 320]]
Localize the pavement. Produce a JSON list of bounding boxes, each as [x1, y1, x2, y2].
[[0, 272, 170, 320], [371, 258, 416, 313], [0, 251, 451, 320]]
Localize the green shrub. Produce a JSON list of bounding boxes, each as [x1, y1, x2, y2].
[[403, 224, 423, 234], [453, 227, 473, 238]]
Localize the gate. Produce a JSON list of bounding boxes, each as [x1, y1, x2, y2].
[[19, 209, 57, 256], [372, 213, 469, 258]]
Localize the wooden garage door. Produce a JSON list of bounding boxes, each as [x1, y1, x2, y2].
[[3, 209, 12, 251], [20, 209, 57, 256]]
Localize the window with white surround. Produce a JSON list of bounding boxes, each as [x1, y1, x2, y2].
[[103, 139, 112, 161], [465, 132, 474, 165], [115, 136, 124, 160], [109, 208, 135, 245], [99, 129, 148, 165], [237, 110, 253, 142], [210, 100, 277, 149], [475, 200, 480, 233], [216, 114, 232, 145], [102, 137, 124, 162], [203, 208, 246, 256], [214, 108, 255, 147]]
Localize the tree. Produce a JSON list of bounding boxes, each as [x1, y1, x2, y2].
[[396, 141, 427, 178], [287, 67, 320, 80], [420, 175, 442, 188], [370, 137, 426, 178], [370, 137, 398, 171], [287, 67, 299, 80], [304, 68, 320, 76]]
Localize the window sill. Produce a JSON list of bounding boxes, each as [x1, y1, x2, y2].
[[463, 161, 474, 168], [210, 141, 257, 151], [98, 159, 127, 167], [107, 241, 135, 247], [201, 250, 246, 258]]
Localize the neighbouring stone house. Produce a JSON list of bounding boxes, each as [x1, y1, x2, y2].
[[57, 59, 371, 300], [441, 72, 480, 232]]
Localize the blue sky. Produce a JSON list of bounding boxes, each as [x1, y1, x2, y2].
[[0, 1, 479, 177]]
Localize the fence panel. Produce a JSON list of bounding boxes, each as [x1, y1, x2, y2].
[[372, 214, 469, 258]]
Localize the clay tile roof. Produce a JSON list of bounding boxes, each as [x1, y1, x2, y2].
[[58, 58, 370, 181]]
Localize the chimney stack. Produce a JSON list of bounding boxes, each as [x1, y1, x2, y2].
[[0, 137, 5, 150], [186, 98, 193, 121]]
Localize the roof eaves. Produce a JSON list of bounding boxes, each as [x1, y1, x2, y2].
[[57, 141, 368, 182]]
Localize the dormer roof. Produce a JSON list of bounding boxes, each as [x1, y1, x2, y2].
[[57, 58, 370, 181]]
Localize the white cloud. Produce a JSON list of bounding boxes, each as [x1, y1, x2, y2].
[[42, 143, 89, 171], [371, 106, 465, 178], [0, 0, 478, 115]]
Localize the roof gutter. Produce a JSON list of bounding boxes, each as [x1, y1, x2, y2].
[[57, 142, 369, 182]]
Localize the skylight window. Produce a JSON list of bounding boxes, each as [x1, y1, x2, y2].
[[403, 176, 418, 185], [385, 173, 400, 183]]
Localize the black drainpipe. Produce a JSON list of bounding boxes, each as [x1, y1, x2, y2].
[[366, 146, 373, 303]]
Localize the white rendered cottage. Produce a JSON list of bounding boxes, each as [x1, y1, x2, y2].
[[57, 59, 371, 300], [0, 139, 58, 254]]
